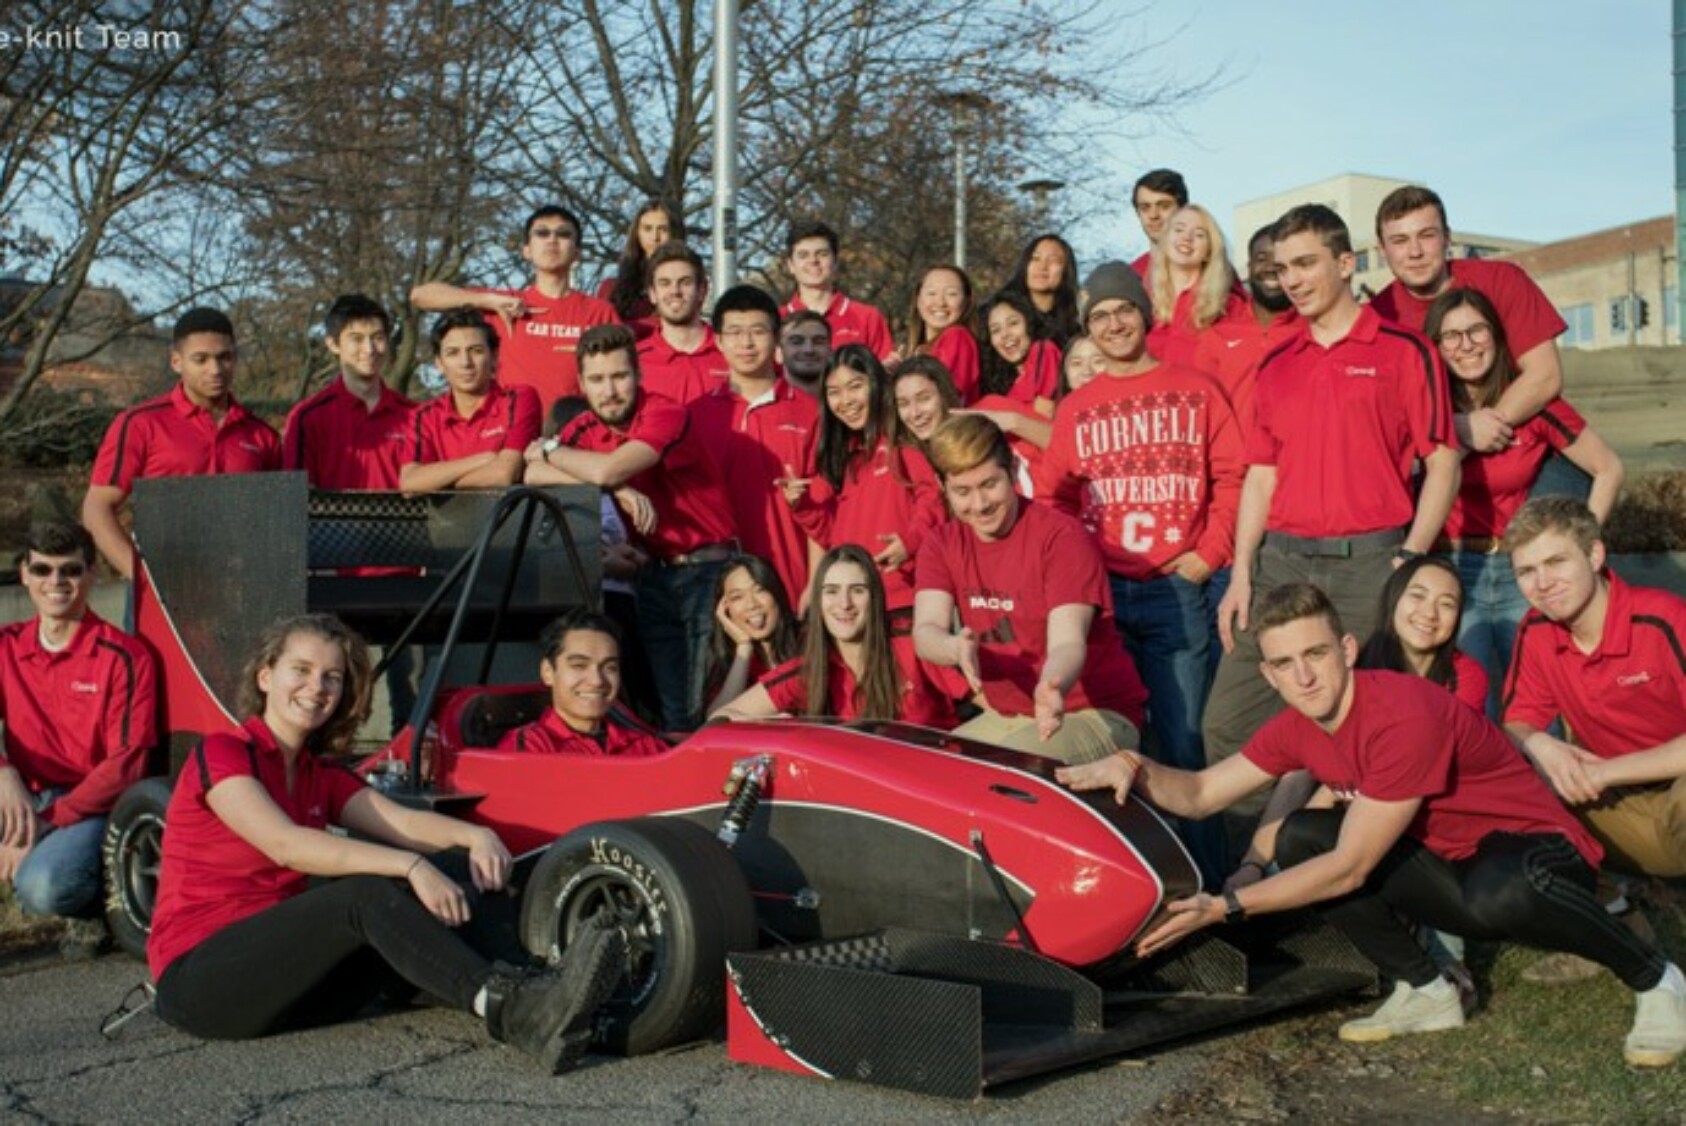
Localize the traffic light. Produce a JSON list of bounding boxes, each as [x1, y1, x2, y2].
[[1637, 297, 1650, 329]]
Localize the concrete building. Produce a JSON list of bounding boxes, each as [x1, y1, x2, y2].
[[1503, 216, 1678, 350], [1233, 173, 1535, 297]]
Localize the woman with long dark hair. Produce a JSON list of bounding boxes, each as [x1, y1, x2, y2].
[[893, 355, 1048, 499], [147, 614, 624, 1073], [902, 264, 980, 403], [979, 290, 1061, 416], [702, 554, 800, 716], [1356, 555, 1488, 714], [784, 345, 946, 616], [1000, 233, 1082, 347], [1425, 286, 1623, 715], [595, 200, 684, 333], [713, 545, 954, 727]]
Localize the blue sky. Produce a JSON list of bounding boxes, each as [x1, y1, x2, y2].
[[1078, 1, 1673, 260]]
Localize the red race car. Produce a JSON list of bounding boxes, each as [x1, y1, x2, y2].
[[101, 477, 1370, 1097]]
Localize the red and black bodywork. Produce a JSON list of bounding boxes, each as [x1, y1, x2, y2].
[[112, 476, 1373, 1099]]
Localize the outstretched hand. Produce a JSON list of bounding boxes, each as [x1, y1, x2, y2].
[[1054, 751, 1140, 806], [1134, 893, 1222, 958]]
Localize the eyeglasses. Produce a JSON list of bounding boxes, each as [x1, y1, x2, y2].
[[720, 327, 774, 342], [1086, 305, 1140, 328], [26, 561, 87, 580], [529, 226, 575, 241], [1434, 323, 1494, 351]]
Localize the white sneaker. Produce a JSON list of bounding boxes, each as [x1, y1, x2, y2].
[[1339, 977, 1465, 1043], [1625, 963, 1686, 1068]]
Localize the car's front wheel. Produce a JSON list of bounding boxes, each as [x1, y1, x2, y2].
[[519, 817, 757, 1055], [102, 777, 173, 961]]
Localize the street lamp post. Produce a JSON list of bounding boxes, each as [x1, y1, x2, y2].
[[712, 0, 739, 296], [934, 91, 991, 269]]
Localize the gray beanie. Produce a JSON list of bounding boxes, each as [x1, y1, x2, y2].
[[1080, 261, 1152, 322]]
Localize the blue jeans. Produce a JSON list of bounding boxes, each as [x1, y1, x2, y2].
[[638, 559, 728, 732], [1111, 571, 1229, 888], [13, 790, 106, 917], [1530, 451, 1592, 505], [1449, 549, 1529, 720]]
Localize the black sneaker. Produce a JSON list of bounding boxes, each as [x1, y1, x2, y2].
[[486, 916, 625, 1074]]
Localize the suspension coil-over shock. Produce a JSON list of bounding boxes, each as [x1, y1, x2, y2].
[[718, 754, 772, 848]]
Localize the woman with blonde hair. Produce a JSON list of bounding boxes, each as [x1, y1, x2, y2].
[[1146, 204, 1249, 367]]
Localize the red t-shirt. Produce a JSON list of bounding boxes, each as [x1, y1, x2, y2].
[[1189, 307, 1299, 434], [1038, 362, 1244, 578], [1451, 650, 1490, 715], [781, 291, 895, 360], [1245, 670, 1598, 865], [474, 285, 619, 410], [497, 707, 667, 756], [791, 436, 947, 611], [688, 379, 819, 605], [1444, 399, 1584, 540], [1370, 259, 1567, 358], [758, 636, 956, 729], [973, 394, 1047, 500], [282, 379, 414, 490], [560, 391, 737, 559], [1503, 571, 1686, 760], [1147, 286, 1253, 370], [916, 500, 1148, 723], [91, 384, 281, 492], [636, 327, 731, 406], [407, 381, 541, 466], [0, 612, 156, 828], [1005, 341, 1062, 405], [147, 716, 368, 979], [926, 325, 981, 404], [1246, 306, 1454, 538]]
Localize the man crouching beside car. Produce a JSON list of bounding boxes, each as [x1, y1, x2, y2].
[[1057, 581, 1686, 1067]]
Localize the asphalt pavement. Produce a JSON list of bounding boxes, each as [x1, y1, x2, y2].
[[0, 952, 1216, 1124]]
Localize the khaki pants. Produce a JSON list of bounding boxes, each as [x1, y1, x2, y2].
[[952, 707, 1139, 765], [1578, 776, 1686, 878]]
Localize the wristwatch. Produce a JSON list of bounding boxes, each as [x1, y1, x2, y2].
[[1393, 547, 1422, 564], [541, 437, 562, 463], [1222, 888, 1247, 925]]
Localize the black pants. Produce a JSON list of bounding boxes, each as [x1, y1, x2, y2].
[[1276, 808, 1667, 992], [155, 856, 524, 1041]]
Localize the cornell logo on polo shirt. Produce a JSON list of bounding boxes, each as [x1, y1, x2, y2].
[[1616, 671, 1654, 687], [239, 439, 264, 452], [479, 425, 507, 440], [70, 680, 100, 694], [1344, 366, 1378, 378]]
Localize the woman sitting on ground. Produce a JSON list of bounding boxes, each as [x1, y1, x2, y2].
[[147, 613, 626, 1073], [702, 554, 800, 717]]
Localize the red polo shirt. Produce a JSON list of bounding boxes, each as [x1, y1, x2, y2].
[[1444, 399, 1584, 540], [1370, 259, 1567, 358], [1189, 307, 1299, 433], [1503, 571, 1686, 760], [1246, 670, 1598, 865], [1038, 362, 1244, 578], [758, 636, 956, 728], [91, 384, 281, 492], [1451, 650, 1490, 715], [497, 707, 667, 756], [1147, 287, 1253, 369], [282, 379, 414, 489], [1005, 341, 1062, 405], [0, 612, 156, 828], [1245, 306, 1453, 538], [474, 285, 620, 410], [560, 391, 736, 559], [791, 436, 947, 611], [781, 291, 895, 360], [927, 325, 981, 404], [916, 500, 1147, 723], [637, 327, 730, 406], [407, 381, 541, 466], [147, 716, 368, 980], [688, 379, 819, 604]]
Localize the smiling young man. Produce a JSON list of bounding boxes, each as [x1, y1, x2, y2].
[[1501, 497, 1686, 880], [1369, 186, 1566, 457], [0, 523, 157, 919], [1191, 224, 1300, 432], [399, 310, 541, 495], [777, 309, 832, 398], [779, 220, 895, 361], [1203, 205, 1460, 798], [635, 241, 729, 405], [1059, 581, 1686, 1066], [687, 285, 820, 607], [497, 611, 665, 757], [525, 323, 737, 731], [913, 414, 1147, 763], [83, 307, 281, 580], [410, 205, 618, 411], [282, 295, 413, 489], [1036, 261, 1242, 885], [1128, 168, 1188, 277]]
